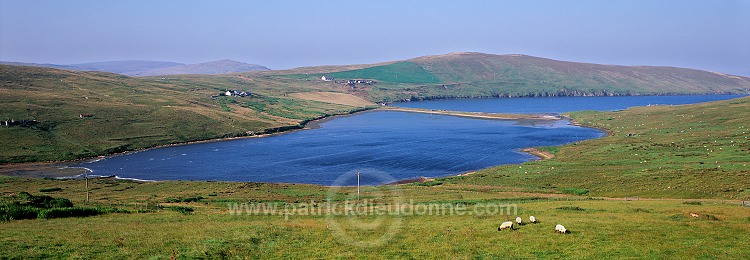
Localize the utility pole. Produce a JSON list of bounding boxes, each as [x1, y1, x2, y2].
[[85, 170, 89, 203], [356, 171, 361, 204]]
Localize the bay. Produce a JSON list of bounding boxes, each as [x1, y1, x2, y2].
[[75, 95, 744, 185]]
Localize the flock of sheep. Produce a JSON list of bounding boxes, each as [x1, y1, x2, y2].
[[497, 215, 568, 234]]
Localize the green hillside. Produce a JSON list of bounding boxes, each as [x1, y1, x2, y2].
[[413, 52, 750, 93], [2, 96, 749, 257], [3, 52, 750, 163], [322, 61, 442, 84], [2, 62, 750, 258], [303, 52, 750, 102], [451, 96, 750, 199], [408, 52, 750, 99], [0, 65, 370, 163]]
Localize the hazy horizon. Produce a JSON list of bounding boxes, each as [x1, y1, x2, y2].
[[1, 0, 748, 76]]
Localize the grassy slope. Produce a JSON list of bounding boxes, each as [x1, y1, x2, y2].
[[450, 96, 750, 199], [295, 52, 750, 102], [3, 54, 750, 258], [323, 61, 442, 84], [4, 52, 750, 163], [419, 52, 750, 97], [0, 65, 371, 163], [0, 176, 748, 258], [1, 97, 749, 258], [413, 53, 750, 93], [288, 92, 374, 107]]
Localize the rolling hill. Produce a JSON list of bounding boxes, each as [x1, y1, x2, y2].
[[129, 59, 270, 76], [67, 60, 185, 75], [0, 59, 269, 77], [412, 52, 750, 93], [2, 52, 749, 163], [0, 61, 91, 72], [0, 65, 368, 163], [307, 52, 750, 101], [2, 53, 749, 259]]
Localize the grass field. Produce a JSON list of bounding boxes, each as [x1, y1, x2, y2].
[[1, 177, 748, 258], [322, 61, 443, 84], [2, 96, 749, 258], [288, 92, 375, 107], [450, 96, 750, 200], [2, 57, 750, 258]]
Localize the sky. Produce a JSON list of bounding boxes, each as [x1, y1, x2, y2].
[[1, 0, 749, 75]]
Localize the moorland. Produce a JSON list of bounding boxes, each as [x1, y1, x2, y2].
[[1, 52, 749, 258]]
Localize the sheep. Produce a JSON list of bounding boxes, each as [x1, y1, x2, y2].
[[516, 217, 523, 225], [498, 221, 514, 231], [555, 224, 567, 234], [529, 216, 536, 224], [690, 212, 700, 218]]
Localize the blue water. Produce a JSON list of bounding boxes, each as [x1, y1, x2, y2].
[[75, 95, 744, 185], [394, 95, 747, 114]]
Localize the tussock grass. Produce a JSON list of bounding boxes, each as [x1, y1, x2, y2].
[[165, 206, 194, 215], [0, 191, 127, 221], [556, 206, 587, 211], [561, 188, 590, 196]]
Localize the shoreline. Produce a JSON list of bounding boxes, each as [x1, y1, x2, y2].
[[562, 114, 615, 137], [0, 107, 380, 177], [520, 148, 555, 160], [0, 106, 603, 183], [380, 106, 561, 120], [6, 94, 731, 169], [385, 93, 748, 105]]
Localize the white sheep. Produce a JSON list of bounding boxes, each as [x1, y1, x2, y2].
[[555, 224, 567, 234], [498, 221, 514, 231], [516, 217, 523, 225], [529, 215, 536, 224]]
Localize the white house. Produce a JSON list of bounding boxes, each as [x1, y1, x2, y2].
[[321, 76, 333, 81]]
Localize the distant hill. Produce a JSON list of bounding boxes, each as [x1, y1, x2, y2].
[[68, 60, 185, 75], [130, 59, 269, 76], [2, 52, 750, 163], [409, 52, 750, 95], [0, 59, 269, 77], [0, 61, 84, 71], [0, 65, 362, 163], [310, 52, 750, 101]]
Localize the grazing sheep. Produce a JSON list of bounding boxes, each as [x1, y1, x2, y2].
[[555, 224, 567, 234], [516, 217, 523, 225], [530, 216, 537, 224], [690, 212, 700, 218], [498, 221, 514, 231]]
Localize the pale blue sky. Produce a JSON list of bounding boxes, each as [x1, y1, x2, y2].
[[1, 0, 748, 75]]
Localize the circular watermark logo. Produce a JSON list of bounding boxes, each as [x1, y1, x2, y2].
[[325, 168, 404, 247]]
